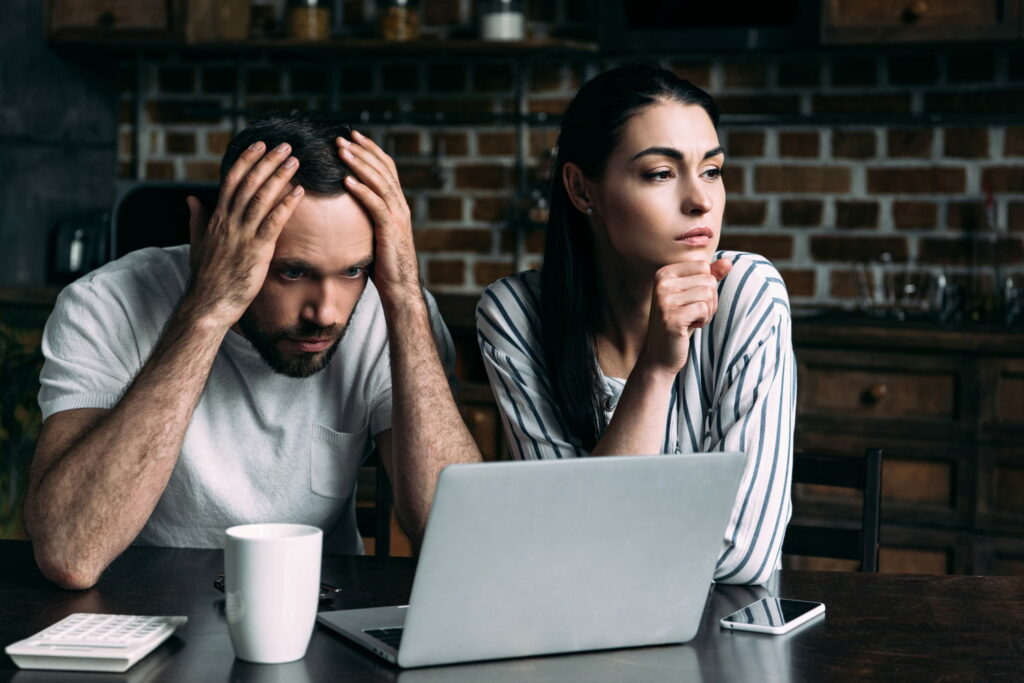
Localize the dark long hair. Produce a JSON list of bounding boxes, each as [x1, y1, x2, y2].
[[540, 62, 719, 451]]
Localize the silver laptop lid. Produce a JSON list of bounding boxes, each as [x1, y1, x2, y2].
[[398, 452, 746, 668]]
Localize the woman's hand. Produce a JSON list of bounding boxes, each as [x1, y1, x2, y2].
[[638, 256, 733, 377]]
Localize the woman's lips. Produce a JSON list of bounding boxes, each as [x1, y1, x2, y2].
[[289, 338, 334, 353], [676, 227, 713, 246]]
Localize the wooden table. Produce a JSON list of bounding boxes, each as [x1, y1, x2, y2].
[[1, 540, 1021, 681]]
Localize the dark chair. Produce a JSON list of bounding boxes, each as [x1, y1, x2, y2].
[[112, 182, 217, 258], [783, 448, 883, 572], [355, 451, 393, 557]]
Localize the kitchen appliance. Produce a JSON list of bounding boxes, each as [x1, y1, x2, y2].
[[51, 209, 111, 284]]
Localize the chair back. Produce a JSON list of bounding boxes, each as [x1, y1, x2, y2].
[[355, 451, 393, 557], [783, 448, 882, 572]]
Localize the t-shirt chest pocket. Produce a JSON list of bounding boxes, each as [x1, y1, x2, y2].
[[310, 422, 372, 499]]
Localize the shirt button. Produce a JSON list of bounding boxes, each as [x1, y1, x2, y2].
[[602, 396, 617, 411]]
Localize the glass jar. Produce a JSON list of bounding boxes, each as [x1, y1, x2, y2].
[[288, 0, 330, 41], [480, 0, 524, 41], [380, 0, 420, 41], [250, 0, 286, 38]]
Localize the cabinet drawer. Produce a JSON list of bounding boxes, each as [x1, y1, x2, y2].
[[793, 430, 971, 529], [48, 0, 170, 33], [878, 525, 972, 575], [994, 466, 1024, 515], [822, 0, 1022, 43], [787, 526, 972, 575], [977, 445, 1024, 534], [988, 359, 1024, 428], [880, 547, 950, 575], [784, 537, 955, 575], [464, 405, 501, 461], [459, 382, 509, 462], [798, 351, 960, 422], [972, 536, 1024, 576]]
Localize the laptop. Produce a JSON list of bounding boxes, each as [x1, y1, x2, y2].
[[317, 452, 746, 668]]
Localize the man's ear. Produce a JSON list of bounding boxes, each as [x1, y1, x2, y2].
[[562, 162, 594, 216], [186, 196, 209, 275]]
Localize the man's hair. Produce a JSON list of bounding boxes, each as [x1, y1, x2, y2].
[[220, 112, 353, 196]]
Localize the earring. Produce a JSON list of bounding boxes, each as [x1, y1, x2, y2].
[[585, 207, 593, 215]]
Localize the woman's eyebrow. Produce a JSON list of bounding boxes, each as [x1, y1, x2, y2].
[[704, 145, 725, 159], [631, 146, 681, 162], [630, 145, 725, 162]]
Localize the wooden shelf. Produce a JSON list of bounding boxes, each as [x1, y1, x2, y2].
[[793, 313, 1024, 355], [0, 287, 60, 307], [47, 34, 599, 58]]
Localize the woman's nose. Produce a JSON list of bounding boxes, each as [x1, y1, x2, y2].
[[681, 181, 713, 216]]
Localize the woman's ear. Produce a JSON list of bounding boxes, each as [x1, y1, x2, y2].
[[562, 162, 594, 216]]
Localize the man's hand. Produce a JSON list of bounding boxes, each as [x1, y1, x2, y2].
[[335, 130, 420, 300], [639, 256, 733, 377], [185, 141, 305, 328], [24, 139, 306, 589], [335, 129, 482, 546]]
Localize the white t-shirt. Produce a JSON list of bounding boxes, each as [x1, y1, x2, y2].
[[39, 245, 455, 554]]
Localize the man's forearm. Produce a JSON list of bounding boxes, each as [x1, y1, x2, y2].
[[381, 290, 481, 547], [25, 297, 229, 589]]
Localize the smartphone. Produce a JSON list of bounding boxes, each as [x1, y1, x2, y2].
[[213, 574, 341, 605], [719, 598, 825, 635]]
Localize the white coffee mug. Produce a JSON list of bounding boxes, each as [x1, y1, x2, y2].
[[224, 523, 323, 663]]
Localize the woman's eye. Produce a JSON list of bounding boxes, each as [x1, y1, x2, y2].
[[703, 167, 722, 180], [643, 170, 673, 181]]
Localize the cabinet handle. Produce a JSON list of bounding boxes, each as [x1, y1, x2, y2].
[[97, 10, 117, 28], [862, 383, 888, 406], [901, 1, 927, 25]]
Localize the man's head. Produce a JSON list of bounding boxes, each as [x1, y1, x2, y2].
[[221, 113, 374, 378]]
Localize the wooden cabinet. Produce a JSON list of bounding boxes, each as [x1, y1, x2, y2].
[[822, 0, 1023, 43], [47, 0, 172, 36], [46, 0, 251, 43], [798, 349, 965, 425], [47, 0, 172, 39], [443, 310, 1024, 575], [792, 318, 1024, 576], [983, 358, 1024, 432], [460, 383, 509, 463]]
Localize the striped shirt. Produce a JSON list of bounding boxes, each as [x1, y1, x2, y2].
[[476, 251, 795, 585]]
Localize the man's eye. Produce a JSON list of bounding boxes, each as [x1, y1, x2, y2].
[[281, 268, 305, 281], [343, 267, 365, 279]]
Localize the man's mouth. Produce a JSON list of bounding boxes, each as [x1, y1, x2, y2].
[[287, 337, 335, 353]]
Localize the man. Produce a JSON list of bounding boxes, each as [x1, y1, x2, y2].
[[24, 113, 482, 589]]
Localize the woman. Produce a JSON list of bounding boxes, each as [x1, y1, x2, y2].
[[476, 63, 794, 585]]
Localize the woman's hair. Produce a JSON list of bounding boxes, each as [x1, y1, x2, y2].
[[540, 62, 719, 451], [220, 111, 353, 196]]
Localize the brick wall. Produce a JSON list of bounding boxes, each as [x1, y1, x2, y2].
[[117, 11, 1024, 309]]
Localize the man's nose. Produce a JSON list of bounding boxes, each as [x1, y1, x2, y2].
[[301, 282, 339, 328]]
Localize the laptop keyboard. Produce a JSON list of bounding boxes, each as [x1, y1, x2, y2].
[[364, 627, 404, 649]]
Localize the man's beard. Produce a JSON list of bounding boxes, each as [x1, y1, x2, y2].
[[237, 312, 348, 378]]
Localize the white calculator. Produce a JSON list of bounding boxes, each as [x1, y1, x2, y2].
[[5, 613, 187, 673]]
